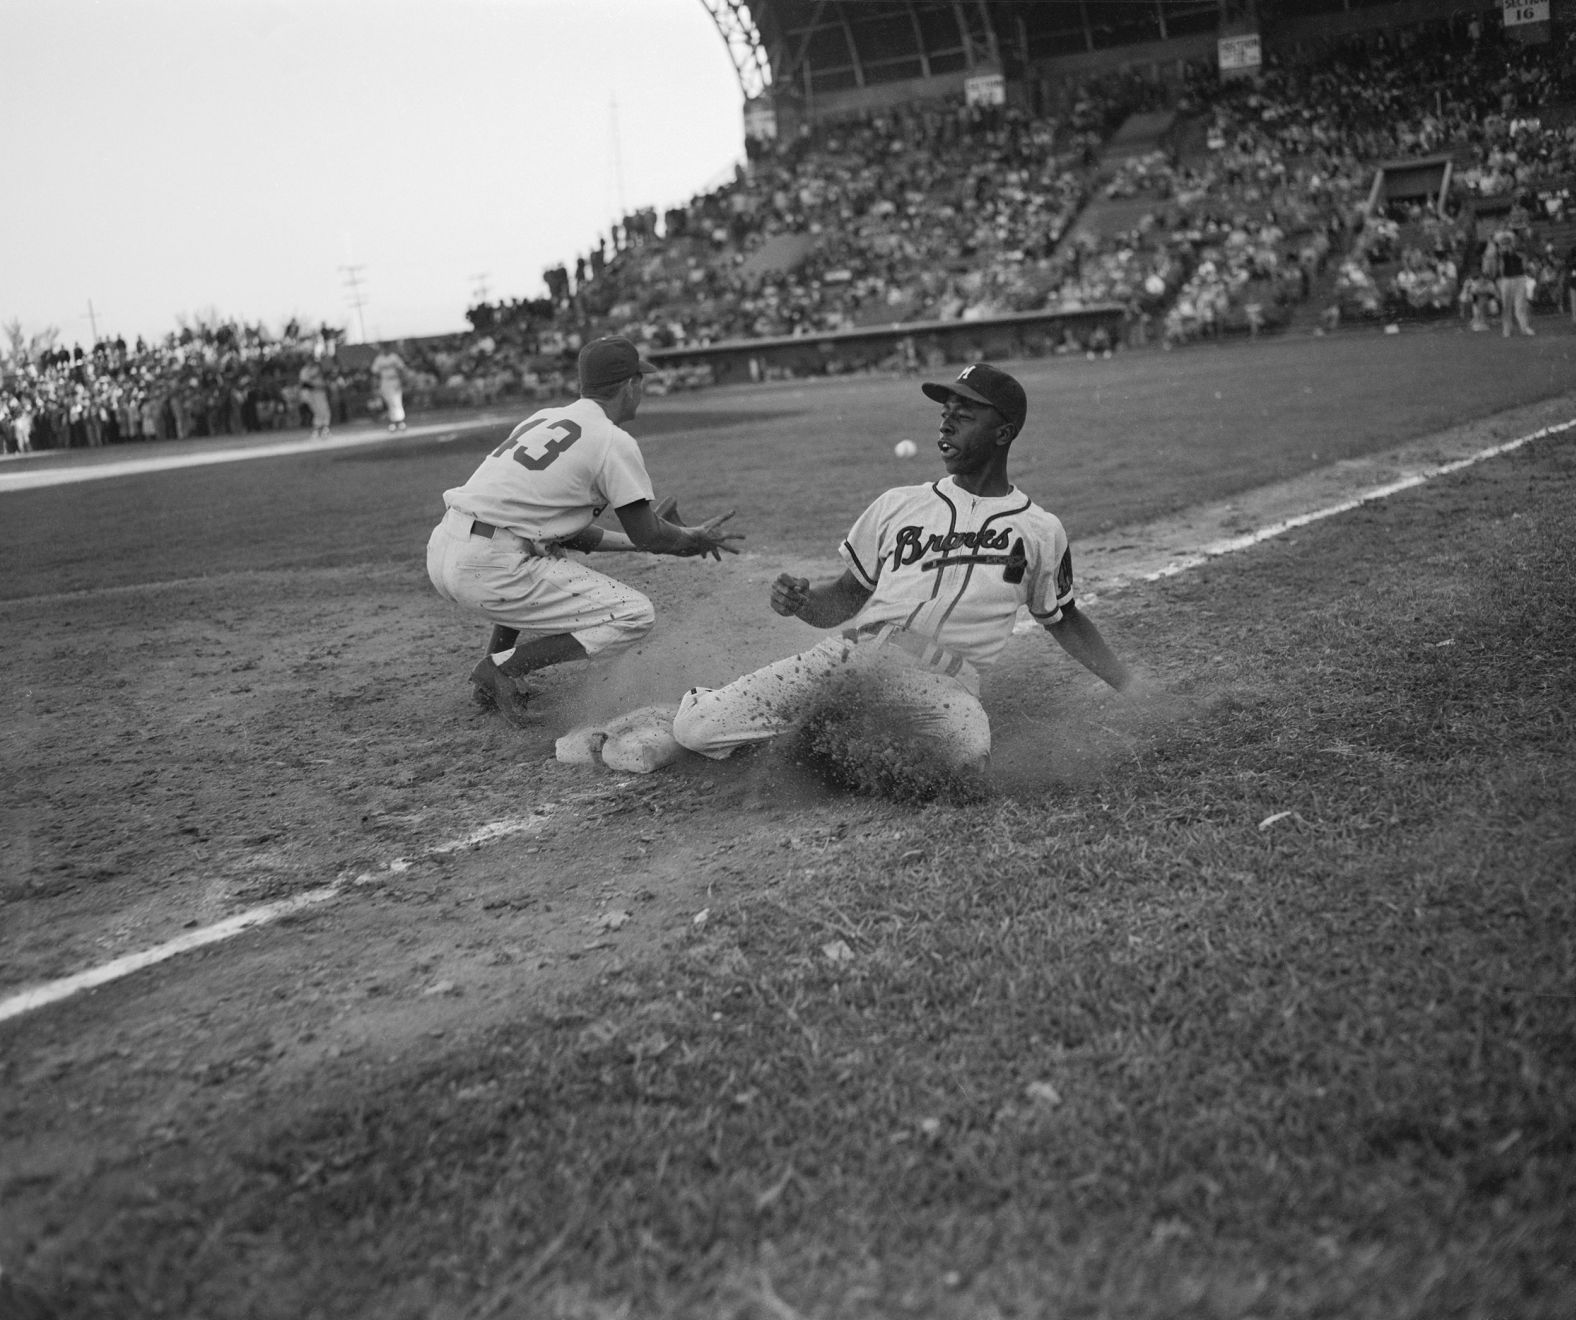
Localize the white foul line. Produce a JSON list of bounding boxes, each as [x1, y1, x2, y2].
[[0, 886, 346, 1023], [1138, 419, 1576, 582], [0, 807, 566, 1025], [0, 415, 504, 494], [4, 416, 1572, 1026], [1011, 414, 1574, 634]]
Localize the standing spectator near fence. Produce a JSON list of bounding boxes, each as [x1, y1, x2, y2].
[[140, 389, 162, 441], [299, 357, 333, 438], [1492, 230, 1535, 337], [9, 396, 34, 453], [277, 375, 301, 430], [1562, 240, 1576, 324], [371, 345, 409, 432]]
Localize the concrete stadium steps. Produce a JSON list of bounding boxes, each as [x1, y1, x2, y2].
[[1100, 109, 1177, 162], [1065, 195, 1169, 245], [1279, 263, 1343, 334], [738, 232, 820, 278], [1168, 113, 1213, 172], [1053, 110, 1180, 253]]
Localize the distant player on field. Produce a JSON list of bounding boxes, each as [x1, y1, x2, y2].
[[426, 335, 743, 727], [370, 345, 409, 431], [672, 363, 1137, 770]]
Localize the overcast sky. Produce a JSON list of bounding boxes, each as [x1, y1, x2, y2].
[[1, 0, 746, 348]]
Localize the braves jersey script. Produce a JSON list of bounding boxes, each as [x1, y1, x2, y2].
[[840, 476, 1075, 672], [443, 398, 654, 544]]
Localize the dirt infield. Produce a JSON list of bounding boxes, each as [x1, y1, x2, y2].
[[3, 324, 1575, 1318]]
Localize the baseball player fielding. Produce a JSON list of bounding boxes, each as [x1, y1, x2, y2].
[[425, 336, 744, 727]]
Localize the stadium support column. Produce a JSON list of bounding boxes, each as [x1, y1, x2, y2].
[[698, 0, 791, 149], [697, 0, 771, 102]]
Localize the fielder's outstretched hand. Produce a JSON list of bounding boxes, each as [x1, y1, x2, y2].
[[770, 574, 811, 617], [685, 510, 744, 560]]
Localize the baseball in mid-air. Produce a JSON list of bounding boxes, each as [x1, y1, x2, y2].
[[893, 439, 918, 458]]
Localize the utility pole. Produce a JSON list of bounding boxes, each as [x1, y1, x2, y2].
[[610, 94, 627, 220], [87, 299, 99, 344], [339, 264, 369, 343], [469, 272, 491, 306]]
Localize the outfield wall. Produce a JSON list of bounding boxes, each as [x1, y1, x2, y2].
[[647, 306, 1127, 384]]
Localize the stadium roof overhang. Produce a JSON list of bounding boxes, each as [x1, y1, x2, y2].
[[697, 1, 1239, 104]]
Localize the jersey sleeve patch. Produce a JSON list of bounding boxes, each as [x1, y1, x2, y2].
[[1055, 546, 1075, 602], [1001, 537, 1027, 584]]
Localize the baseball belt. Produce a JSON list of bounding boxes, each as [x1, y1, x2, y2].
[[840, 622, 972, 681], [445, 508, 557, 557]]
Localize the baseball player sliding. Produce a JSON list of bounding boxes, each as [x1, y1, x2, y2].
[[672, 363, 1136, 768], [426, 336, 743, 726]]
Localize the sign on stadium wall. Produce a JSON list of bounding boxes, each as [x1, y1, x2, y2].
[[744, 101, 778, 140], [1217, 33, 1261, 76], [1502, 0, 1549, 24], [965, 72, 1005, 107]]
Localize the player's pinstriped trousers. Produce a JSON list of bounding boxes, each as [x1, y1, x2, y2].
[[673, 625, 990, 769]]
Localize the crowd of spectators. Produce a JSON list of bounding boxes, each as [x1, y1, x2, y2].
[[0, 320, 355, 456], [467, 69, 1166, 355], [0, 314, 712, 456], [6, 18, 1575, 455], [1154, 19, 1576, 332], [488, 16, 1573, 362]]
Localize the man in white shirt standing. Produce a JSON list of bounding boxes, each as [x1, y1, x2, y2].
[[426, 336, 743, 726]]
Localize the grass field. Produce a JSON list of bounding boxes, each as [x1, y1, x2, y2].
[[2, 320, 1574, 1319]]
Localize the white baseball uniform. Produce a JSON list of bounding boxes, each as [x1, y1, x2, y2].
[[371, 350, 407, 426], [426, 398, 657, 659], [299, 361, 331, 434], [673, 475, 1075, 766]]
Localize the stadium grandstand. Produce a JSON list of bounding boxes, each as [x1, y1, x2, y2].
[[4, 0, 1575, 453]]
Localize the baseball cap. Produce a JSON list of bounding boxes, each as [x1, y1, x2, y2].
[[921, 362, 1028, 434], [578, 336, 657, 390]]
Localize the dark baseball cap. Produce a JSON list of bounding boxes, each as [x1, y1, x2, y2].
[[578, 336, 657, 390], [921, 363, 1027, 434]]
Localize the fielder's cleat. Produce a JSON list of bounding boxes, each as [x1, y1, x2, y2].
[[469, 656, 534, 727]]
